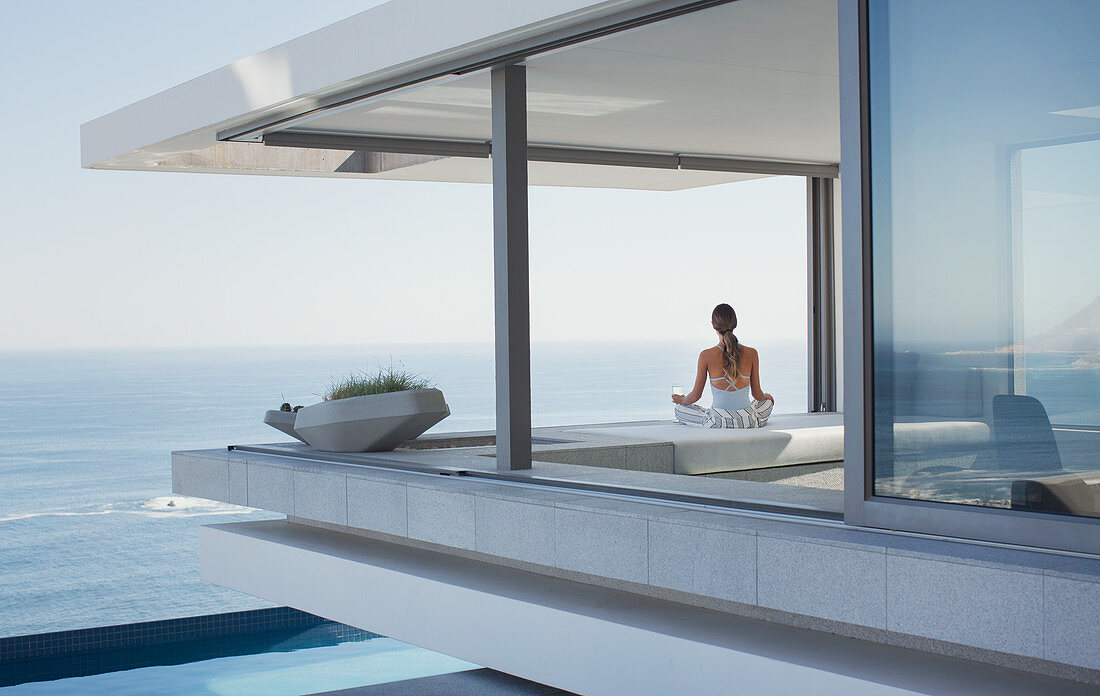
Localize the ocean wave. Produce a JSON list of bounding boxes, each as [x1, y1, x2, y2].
[[141, 496, 248, 515], [0, 496, 253, 523]]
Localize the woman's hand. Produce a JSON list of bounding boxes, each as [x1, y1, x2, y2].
[[671, 394, 685, 404]]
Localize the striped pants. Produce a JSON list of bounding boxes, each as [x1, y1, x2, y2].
[[674, 398, 774, 429]]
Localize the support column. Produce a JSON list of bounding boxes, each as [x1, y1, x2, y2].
[[491, 64, 531, 471], [808, 176, 838, 412]]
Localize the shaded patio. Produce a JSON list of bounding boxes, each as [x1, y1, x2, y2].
[[83, 0, 846, 514]]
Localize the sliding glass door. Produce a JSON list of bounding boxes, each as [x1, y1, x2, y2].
[[846, 0, 1100, 551]]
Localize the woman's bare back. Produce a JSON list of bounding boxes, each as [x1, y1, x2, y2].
[[702, 344, 756, 391]]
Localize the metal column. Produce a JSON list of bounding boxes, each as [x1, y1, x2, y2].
[[808, 176, 838, 412], [491, 64, 532, 471]]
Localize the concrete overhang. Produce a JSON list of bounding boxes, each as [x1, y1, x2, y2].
[[199, 519, 1100, 695], [80, 0, 839, 191]]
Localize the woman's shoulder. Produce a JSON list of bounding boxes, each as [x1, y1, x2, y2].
[[739, 344, 759, 358]]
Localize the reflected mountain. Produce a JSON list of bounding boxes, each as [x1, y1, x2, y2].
[[1029, 293, 1100, 358], [1072, 352, 1100, 369]]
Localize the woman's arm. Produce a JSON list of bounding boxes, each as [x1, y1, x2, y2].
[[672, 351, 709, 405], [746, 348, 773, 403]]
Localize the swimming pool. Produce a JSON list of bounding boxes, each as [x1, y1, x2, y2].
[[0, 637, 478, 696]]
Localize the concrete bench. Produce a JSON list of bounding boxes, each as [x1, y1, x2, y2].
[[569, 413, 844, 475]]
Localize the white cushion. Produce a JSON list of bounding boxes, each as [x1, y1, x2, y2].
[[892, 416, 990, 453]]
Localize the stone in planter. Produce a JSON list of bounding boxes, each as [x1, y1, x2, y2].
[[263, 409, 309, 444], [293, 388, 450, 452]]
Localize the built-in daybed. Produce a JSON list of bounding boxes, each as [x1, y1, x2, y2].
[[567, 413, 845, 476]]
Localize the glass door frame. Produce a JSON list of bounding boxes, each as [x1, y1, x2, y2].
[[838, 0, 1100, 555]]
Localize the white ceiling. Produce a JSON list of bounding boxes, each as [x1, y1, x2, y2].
[[286, 0, 840, 172]]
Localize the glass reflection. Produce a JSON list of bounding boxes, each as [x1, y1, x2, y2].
[[868, 0, 1100, 518]]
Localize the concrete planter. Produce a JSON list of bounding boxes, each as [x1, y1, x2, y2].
[[263, 410, 308, 444], [293, 388, 450, 452]]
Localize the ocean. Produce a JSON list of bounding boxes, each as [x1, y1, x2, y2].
[[0, 340, 807, 638]]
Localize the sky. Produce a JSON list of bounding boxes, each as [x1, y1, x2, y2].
[[0, 1, 808, 351]]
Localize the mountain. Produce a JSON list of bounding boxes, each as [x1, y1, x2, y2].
[[1072, 351, 1100, 369], [1029, 294, 1100, 353]]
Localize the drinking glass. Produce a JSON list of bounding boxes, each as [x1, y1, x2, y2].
[[672, 385, 684, 397]]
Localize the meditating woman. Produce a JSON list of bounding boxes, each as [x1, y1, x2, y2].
[[671, 303, 774, 428]]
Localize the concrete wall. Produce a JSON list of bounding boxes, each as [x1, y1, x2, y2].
[[174, 448, 1100, 686]]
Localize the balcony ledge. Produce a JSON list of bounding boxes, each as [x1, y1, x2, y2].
[[173, 444, 1100, 686]]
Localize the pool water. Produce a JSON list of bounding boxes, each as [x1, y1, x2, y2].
[[0, 638, 478, 696]]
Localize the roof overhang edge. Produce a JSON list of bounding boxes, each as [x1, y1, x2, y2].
[[79, 0, 694, 171]]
